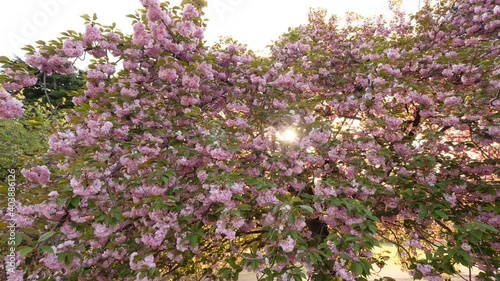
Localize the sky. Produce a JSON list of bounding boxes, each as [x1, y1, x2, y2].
[[0, 0, 420, 58]]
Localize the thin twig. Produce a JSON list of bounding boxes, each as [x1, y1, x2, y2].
[[377, 230, 413, 262], [229, 241, 265, 261], [43, 73, 53, 107]]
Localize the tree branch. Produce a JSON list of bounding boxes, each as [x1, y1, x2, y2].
[[43, 73, 53, 107], [408, 108, 421, 137], [229, 241, 265, 261]]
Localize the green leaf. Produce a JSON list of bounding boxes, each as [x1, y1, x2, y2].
[[26, 119, 43, 127], [14, 234, 23, 247], [95, 214, 106, 222], [361, 259, 372, 276], [246, 177, 259, 186], [71, 197, 81, 208], [368, 224, 378, 234], [219, 267, 232, 278], [162, 176, 170, 185], [418, 204, 428, 219], [80, 14, 91, 22], [0, 56, 11, 63], [352, 262, 364, 275], [470, 229, 483, 240], [472, 221, 498, 233], [344, 235, 360, 243], [227, 256, 237, 268], [189, 234, 198, 246], [67, 197, 81, 209], [299, 205, 314, 214], [40, 245, 54, 254], [238, 204, 252, 211], [38, 231, 56, 242], [20, 246, 33, 256], [114, 212, 125, 222], [66, 251, 75, 265], [433, 209, 449, 220]]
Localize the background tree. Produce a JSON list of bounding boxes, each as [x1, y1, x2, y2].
[[0, 98, 57, 180], [0, 0, 498, 280], [0, 56, 76, 199], [1, 57, 85, 108]]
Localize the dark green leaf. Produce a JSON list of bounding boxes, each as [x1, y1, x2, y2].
[[20, 246, 33, 256], [38, 231, 56, 242]]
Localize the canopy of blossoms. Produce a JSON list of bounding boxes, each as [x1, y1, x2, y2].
[[0, 0, 498, 280]]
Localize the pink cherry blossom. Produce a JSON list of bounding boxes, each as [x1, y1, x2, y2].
[[62, 39, 85, 57], [461, 243, 472, 252], [1, 69, 37, 91], [21, 166, 51, 185], [0, 90, 24, 118], [279, 236, 296, 253], [183, 4, 200, 19], [181, 74, 200, 90], [84, 24, 101, 43], [159, 68, 178, 82]]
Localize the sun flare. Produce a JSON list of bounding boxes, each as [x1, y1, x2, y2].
[[276, 128, 298, 142]]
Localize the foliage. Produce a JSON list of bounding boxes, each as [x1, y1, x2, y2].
[[1, 57, 85, 108], [0, 96, 60, 183], [0, 0, 498, 280], [23, 71, 85, 109]]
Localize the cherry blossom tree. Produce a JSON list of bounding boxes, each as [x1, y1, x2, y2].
[[1, 0, 499, 280]]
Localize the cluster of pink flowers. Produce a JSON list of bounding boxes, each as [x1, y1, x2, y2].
[[26, 52, 75, 75], [120, 87, 139, 98], [215, 219, 237, 240], [0, 90, 24, 118], [416, 263, 434, 277], [60, 222, 82, 239], [181, 74, 200, 90], [62, 39, 85, 58], [488, 126, 500, 138], [159, 68, 178, 82], [1, 68, 37, 91], [180, 95, 200, 106], [83, 24, 101, 44], [92, 222, 119, 238], [129, 253, 156, 270], [385, 48, 401, 60], [132, 22, 150, 46], [208, 188, 232, 204], [140, 227, 167, 248], [21, 166, 51, 185], [279, 235, 296, 253], [71, 177, 103, 198], [48, 130, 76, 155], [182, 4, 200, 20], [177, 21, 195, 37], [333, 259, 355, 281]]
